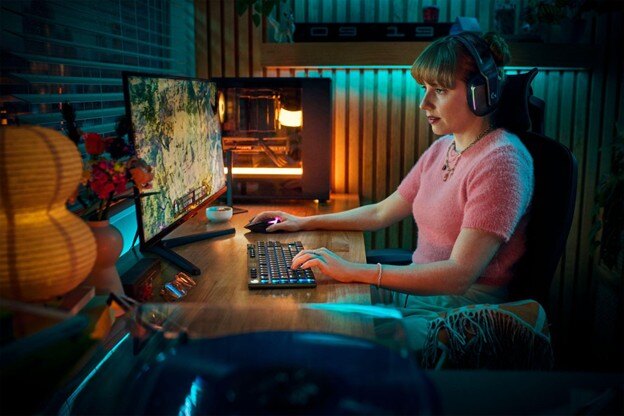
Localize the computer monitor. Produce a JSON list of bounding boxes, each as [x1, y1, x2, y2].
[[123, 72, 234, 275]]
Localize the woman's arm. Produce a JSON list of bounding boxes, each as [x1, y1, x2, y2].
[[292, 227, 502, 296], [253, 190, 413, 232]]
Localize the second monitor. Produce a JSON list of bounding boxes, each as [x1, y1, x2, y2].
[[214, 77, 332, 202]]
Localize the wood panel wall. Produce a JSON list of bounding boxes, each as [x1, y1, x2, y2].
[[196, 0, 623, 370]]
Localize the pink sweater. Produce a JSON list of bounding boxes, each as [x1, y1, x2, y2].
[[397, 128, 534, 287]]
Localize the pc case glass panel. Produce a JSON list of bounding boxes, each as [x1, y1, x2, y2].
[[220, 87, 304, 196]]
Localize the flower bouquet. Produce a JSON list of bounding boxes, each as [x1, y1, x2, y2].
[[72, 131, 155, 221]]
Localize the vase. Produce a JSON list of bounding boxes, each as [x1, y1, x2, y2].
[[83, 220, 124, 296]]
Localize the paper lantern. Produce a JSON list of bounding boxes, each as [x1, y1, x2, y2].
[[0, 126, 96, 301]]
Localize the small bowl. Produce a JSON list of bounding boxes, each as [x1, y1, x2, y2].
[[206, 206, 233, 222]]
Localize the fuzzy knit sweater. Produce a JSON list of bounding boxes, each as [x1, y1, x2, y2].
[[397, 128, 534, 287]]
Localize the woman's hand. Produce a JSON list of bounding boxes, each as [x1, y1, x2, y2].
[[249, 210, 306, 232], [291, 247, 358, 283]]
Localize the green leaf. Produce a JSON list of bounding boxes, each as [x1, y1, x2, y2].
[[235, 0, 249, 16], [262, 0, 276, 15], [252, 13, 261, 26]]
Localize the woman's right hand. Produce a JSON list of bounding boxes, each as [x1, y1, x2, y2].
[[249, 210, 306, 232]]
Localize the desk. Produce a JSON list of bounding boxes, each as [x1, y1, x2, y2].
[[116, 193, 399, 346], [157, 193, 368, 306], [121, 193, 375, 340]]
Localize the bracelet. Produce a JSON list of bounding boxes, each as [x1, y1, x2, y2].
[[376, 262, 383, 288]]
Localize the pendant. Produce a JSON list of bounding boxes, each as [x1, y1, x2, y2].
[[443, 171, 449, 181]]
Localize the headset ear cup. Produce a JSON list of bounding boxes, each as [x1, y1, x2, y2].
[[453, 33, 501, 116], [466, 75, 490, 116]]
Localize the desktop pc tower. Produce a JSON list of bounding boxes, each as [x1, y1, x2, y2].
[[213, 77, 332, 202]]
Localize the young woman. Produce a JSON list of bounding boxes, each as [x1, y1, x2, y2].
[[251, 32, 534, 345]]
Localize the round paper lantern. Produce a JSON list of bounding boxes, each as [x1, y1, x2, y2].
[[0, 126, 96, 301]]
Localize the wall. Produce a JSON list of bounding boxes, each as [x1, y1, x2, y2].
[[198, 0, 623, 370]]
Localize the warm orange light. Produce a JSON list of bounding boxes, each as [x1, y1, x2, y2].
[[0, 126, 96, 301], [278, 108, 303, 127], [224, 167, 302, 176]]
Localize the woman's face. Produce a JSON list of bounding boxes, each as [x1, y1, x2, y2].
[[419, 79, 477, 136]]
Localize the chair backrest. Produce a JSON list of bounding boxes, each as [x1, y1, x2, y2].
[[508, 131, 578, 305], [494, 69, 579, 305]]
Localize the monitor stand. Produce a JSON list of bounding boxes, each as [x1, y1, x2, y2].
[[146, 228, 235, 275]]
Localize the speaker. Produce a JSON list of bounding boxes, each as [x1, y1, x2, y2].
[[453, 32, 500, 116]]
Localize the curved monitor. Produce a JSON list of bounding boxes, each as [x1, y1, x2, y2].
[[123, 73, 226, 248]]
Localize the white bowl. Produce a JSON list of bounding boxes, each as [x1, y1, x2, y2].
[[206, 206, 233, 222]]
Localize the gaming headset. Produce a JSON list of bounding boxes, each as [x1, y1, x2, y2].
[[452, 32, 501, 117]]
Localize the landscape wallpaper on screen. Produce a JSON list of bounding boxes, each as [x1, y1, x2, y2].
[[128, 76, 225, 243]]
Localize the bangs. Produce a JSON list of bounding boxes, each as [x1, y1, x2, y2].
[[410, 38, 458, 89]]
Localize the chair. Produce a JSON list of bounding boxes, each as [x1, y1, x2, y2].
[[501, 74, 578, 305], [367, 69, 578, 307]]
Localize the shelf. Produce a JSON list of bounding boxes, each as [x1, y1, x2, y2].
[[261, 42, 597, 69]]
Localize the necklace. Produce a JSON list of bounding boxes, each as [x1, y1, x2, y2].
[[442, 125, 494, 181]]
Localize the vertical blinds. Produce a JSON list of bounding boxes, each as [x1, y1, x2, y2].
[[1, 0, 195, 136]]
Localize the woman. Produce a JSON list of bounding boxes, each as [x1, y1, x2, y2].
[[251, 32, 534, 345]]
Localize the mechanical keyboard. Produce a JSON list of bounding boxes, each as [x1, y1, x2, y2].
[[247, 241, 317, 289]]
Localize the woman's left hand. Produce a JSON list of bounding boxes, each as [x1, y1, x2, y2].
[[291, 247, 356, 283]]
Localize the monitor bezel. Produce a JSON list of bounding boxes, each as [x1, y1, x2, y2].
[[123, 71, 227, 249]]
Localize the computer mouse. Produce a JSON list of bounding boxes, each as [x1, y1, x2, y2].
[[244, 217, 282, 233]]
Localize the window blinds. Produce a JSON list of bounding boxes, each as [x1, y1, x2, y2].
[[1, 0, 195, 136]]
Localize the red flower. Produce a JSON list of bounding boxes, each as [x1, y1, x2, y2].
[[89, 161, 115, 199], [84, 133, 106, 156]]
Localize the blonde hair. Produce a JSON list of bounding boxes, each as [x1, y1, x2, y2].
[[411, 32, 511, 89]]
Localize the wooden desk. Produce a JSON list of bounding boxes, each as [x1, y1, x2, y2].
[[157, 193, 369, 308]]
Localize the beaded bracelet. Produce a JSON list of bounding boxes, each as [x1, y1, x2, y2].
[[376, 262, 383, 288]]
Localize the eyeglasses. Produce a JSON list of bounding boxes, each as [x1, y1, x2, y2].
[[160, 272, 196, 302]]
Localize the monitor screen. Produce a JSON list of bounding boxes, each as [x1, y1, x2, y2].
[[123, 73, 226, 246]]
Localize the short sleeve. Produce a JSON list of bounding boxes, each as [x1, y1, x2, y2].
[[462, 147, 533, 242], [397, 156, 425, 203], [397, 138, 448, 203]]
